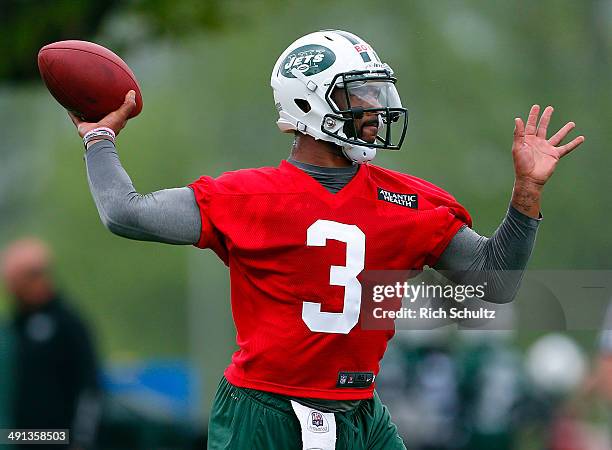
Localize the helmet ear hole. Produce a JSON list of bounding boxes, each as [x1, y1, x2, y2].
[[294, 99, 311, 113]]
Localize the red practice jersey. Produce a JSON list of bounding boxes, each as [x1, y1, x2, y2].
[[189, 160, 471, 400]]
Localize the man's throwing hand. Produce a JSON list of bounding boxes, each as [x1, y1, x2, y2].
[[68, 90, 136, 139]]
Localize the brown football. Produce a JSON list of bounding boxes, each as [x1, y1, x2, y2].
[[38, 40, 143, 122]]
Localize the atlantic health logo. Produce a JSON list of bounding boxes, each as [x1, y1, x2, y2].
[[377, 187, 418, 209]]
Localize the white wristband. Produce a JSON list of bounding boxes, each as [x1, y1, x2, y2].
[[83, 127, 116, 149]]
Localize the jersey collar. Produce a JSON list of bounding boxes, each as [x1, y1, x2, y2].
[[279, 159, 370, 206]]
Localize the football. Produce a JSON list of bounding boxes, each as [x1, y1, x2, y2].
[[38, 40, 143, 122]]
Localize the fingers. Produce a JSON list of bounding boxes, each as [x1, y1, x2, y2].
[[512, 117, 525, 152], [525, 104, 540, 135], [115, 90, 136, 120], [67, 111, 82, 127], [537, 105, 553, 138], [557, 135, 585, 158], [67, 111, 90, 137], [68, 91, 136, 140], [548, 121, 575, 146], [99, 90, 136, 134]]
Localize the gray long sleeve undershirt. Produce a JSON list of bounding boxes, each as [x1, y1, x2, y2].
[[84, 140, 539, 305], [435, 208, 540, 303], [84, 141, 201, 245]]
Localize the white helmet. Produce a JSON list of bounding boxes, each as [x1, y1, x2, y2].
[[271, 30, 408, 164]]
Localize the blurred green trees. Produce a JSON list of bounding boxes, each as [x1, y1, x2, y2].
[[0, 0, 259, 81]]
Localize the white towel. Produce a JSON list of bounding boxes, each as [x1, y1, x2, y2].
[[290, 400, 337, 450]]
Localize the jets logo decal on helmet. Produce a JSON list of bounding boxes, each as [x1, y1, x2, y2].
[[280, 45, 336, 78], [271, 30, 408, 164]]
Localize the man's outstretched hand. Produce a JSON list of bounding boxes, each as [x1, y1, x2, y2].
[[511, 105, 585, 218], [69, 90, 136, 139], [512, 105, 584, 186]]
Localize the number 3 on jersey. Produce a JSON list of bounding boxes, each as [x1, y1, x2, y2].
[[302, 220, 365, 334]]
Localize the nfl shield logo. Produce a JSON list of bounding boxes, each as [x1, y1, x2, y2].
[[307, 410, 329, 433]]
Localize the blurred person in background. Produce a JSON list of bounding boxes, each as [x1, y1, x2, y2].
[[0, 238, 101, 450], [569, 300, 612, 449], [529, 333, 604, 450], [376, 329, 462, 450], [456, 330, 531, 450], [593, 301, 612, 403], [378, 328, 533, 450]]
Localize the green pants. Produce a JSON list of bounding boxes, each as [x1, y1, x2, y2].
[[208, 376, 406, 450]]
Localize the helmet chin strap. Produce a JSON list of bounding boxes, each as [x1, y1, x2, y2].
[[342, 144, 376, 164], [339, 115, 383, 164]]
